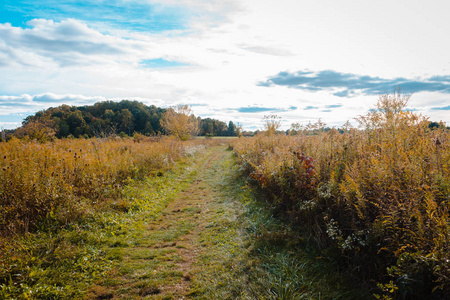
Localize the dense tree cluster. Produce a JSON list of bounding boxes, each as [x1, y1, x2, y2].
[[199, 118, 237, 136], [16, 100, 238, 139], [21, 100, 165, 138]]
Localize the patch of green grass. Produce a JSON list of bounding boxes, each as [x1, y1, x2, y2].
[[182, 207, 202, 214], [0, 231, 112, 299], [86, 147, 221, 299]]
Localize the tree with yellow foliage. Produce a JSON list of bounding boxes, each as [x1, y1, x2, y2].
[[160, 105, 199, 140], [15, 118, 56, 142]]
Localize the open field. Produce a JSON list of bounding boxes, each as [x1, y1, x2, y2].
[[0, 96, 448, 299]]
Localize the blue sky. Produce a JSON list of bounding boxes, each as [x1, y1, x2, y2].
[[0, 0, 188, 32], [140, 58, 189, 68], [0, 0, 449, 130]]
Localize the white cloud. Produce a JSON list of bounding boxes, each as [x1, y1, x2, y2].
[[0, 122, 21, 130], [0, 19, 143, 67], [0, 93, 106, 113], [149, 0, 243, 27]]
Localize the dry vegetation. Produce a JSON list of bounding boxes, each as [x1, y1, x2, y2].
[[0, 136, 188, 236], [232, 94, 449, 299], [160, 104, 200, 140]]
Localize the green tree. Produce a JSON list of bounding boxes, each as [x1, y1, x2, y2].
[[228, 121, 236, 136], [66, 111, 88, 137], [117, 108, 134, 134]]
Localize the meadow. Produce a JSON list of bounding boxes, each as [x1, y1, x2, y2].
[[0, 136, 190, 236], [232, 94, 449, 299], [0, 94, 448, 299], [0, 135, 220, 298]]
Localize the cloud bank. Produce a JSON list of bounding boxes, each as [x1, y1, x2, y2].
[[258, 70, 450, 97], [0, 19, 143, 67], [0, 93, 106, 111]]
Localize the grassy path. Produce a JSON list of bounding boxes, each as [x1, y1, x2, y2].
[[88, 145, 371, 300], [87, 146, 238, 299]]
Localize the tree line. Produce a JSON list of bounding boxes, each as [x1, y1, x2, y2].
[[7, 100, 238, 141]]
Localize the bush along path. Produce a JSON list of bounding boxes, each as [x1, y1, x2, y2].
[[87, 145, 370, 300]]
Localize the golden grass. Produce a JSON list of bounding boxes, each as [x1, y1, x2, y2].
[[232, 94, 449, 298], [0, 136, 188, 235]]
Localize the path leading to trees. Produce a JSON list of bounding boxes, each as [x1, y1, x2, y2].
[[88, 145, 370, 300], [87, 145, 247, 299], [140, 147, 232, 298]]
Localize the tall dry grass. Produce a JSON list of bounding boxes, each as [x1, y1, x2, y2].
[[0, 136, 187, 236], [232, 94, 449, 298]]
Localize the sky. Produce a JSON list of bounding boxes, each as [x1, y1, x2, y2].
[[0, 0, 449, 130]]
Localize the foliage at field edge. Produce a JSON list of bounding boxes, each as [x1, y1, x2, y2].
[[232, 94, 449, 299]]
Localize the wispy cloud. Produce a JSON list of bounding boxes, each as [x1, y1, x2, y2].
[[325, 104, 343, 108], [188, 103, 208, 107], [431, 105, 450, 111], [304, 106, 319, 110], [239, 44, 294, 56], [0, 93, 106, 111], [234, 105, 297, 113], [236, 107, 279, 113], [258, 70, 450, 97], [303, 104, 342, 111]]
